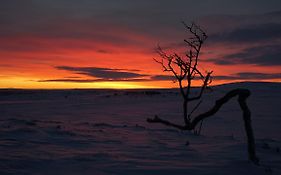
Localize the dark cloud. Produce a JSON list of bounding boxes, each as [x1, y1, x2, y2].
[[236, 72, 281, 79], [55, 66, 147, 80], [213, 72, 281, 80], [150, 75, 175, 81], [206, 44, 281, 66], [97, 49, 114, 54], [39, 72, 281, 83], [63, 76, 82, 79], [210, 23, 281, 43], [42, 66, 179, 82], [1, 1, 281, 41]]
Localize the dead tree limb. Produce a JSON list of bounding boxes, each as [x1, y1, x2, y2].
[[147, 88, 259, 165]]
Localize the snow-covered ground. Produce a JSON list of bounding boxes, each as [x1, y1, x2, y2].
[[0, 82, 280, 175]]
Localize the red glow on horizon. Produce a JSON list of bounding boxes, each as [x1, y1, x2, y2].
[[0, 24, 280, 89]]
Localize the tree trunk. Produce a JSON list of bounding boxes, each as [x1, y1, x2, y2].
[[183, 99, 188, 125], [238, 94, 259, 164]]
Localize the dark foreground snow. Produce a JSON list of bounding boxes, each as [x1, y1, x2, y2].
[[0, 82, 280, 175]]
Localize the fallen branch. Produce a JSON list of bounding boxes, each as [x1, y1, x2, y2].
[[147, 88, 259, 165]]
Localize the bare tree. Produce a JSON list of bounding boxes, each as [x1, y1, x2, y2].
[[147, 22, 259, 165]]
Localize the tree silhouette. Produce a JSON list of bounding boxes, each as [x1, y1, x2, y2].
[[147, 22, 259, 165]]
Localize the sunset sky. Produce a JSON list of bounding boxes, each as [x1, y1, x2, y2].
[[1, 0, 281, 89]]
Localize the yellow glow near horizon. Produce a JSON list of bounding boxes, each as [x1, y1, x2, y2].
[[0, 77, 169, 89], [1, 77, 280, 90]]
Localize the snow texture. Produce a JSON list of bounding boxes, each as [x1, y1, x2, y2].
[[0, 82, 280, 175]]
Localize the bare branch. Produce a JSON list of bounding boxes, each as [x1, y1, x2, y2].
[[147, 115, 185, 130], [188, 71, 213, 101], [188, 100, 202, 120], [147, 89, 259, 165]]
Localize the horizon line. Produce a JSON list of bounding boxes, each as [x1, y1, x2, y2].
[[0, 81, 280, 91]]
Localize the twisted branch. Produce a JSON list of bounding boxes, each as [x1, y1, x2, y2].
[[147, 88, 259, 165]]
